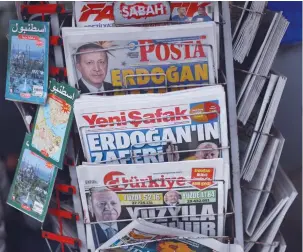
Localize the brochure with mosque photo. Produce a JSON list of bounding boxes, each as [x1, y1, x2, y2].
[[5, 20, 49, 105], [7, 133, 57, 222]]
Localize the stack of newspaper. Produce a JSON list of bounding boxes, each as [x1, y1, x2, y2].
[[236, 11, 289, 125], [232, 1, 268, 63], [76, 159, 229, 251], [242, 127, 284, 237], [62, 22, 219, 93], [244, 167, 297, 252], [98, 219, 244, 252], [239, 74, 287, 181]]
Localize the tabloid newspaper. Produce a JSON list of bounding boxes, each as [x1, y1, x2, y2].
[[5, 20, 49, 105], [62, 22, 218, 94], [7, 133, 58, 222], [113, 2, 171, 25], [76, 159, 227, 251], [73, 86, 229, 195], [29, 80, 79, 169], [74, 2, 115, 28], [98, 219, 244, 252]]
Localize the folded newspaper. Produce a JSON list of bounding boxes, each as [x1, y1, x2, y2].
[[76, 159, 228, 251], [244, 167, 297, 252], [242, 128, 284, 236], [236, 11, 289, 125], [232, 1, 267, 63], [239, 74, 286, 181], [62, 22, 218, 94], [98, 219, 244, 252]]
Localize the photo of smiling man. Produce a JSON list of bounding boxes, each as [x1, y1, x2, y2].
[[75, 43, 114, 94], [88, 188, 122, 247]]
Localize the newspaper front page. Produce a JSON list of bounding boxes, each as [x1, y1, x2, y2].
[[62, 22, 218, 93], [76, 159, 227, 251], [98, 219, 244, 252]]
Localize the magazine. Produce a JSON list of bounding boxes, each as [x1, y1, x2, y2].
[[113, 2, 171, 25], [7, 133, 58, 222], [29, 79, 79, 169], [76, 159, 227, 251], [98, 219, 244, 252], [74, 2, 115, 28], [62, 22, 218, 94], [5, 20, 49, 105]]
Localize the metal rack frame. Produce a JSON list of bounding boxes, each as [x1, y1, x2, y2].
[[13, 2, 244, 251], [221, 2, 244, 247]]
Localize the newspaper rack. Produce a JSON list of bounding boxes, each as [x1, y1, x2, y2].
[[41, 184, 81, 252], [13, 2, 245, 251]]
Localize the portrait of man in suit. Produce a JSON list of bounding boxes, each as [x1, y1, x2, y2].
[[164, 190, 181, 206], [75, 43, 114, 94], [88, 188, 123, 248]]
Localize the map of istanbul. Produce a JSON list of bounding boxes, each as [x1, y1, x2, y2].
[[32, 94, 70, 161]]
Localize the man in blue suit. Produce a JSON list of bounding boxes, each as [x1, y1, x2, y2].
[[89, 188, 123, 248]]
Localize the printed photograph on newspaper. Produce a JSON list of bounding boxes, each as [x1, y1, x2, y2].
[[5, 20, 49, 104], [62, 22, 218, 94], [170, 2, 218, 23], [29, 79, 79, 169], [76, 159, 226, 251], [7, 134, 57, 222], [98, 219, 244, 252]]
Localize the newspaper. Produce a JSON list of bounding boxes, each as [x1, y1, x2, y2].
[[74, 2, 115, 28], [242, 131, 280, 236], [232, 2, 267, 63], [274, 232, 286, 252], [7, 133, 58, 222], [5, 20, 49, 105], [236, 11, 289, 125], [113, 2, 171, 25], [76, 159, 227, 251], [62, 22, 218, 94], [240, 75, 287, 181], [254, 167, 297, 252], [98, 219, 244, 252], [29, 80, 79, 169], [244, 167, 297, 252], [243, 128, 284, 236], [170, 2, 218, 23]]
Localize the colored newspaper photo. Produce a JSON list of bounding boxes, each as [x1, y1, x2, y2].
[[62, 22, 218, 94], [170, 2, 218, 23], [98, 219, 244, 252], [5, 20, 49, 105], [30, 79, 79, 169], [76, 159, 227, 251], [7, 134, 57, 222]]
